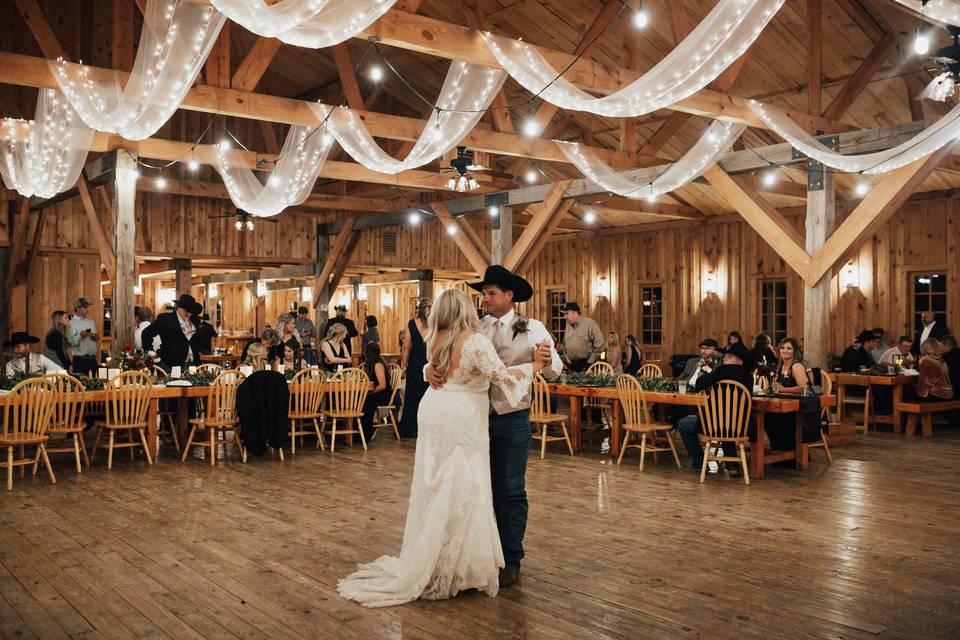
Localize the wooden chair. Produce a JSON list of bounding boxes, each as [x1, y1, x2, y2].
[[45, 373, 89, 473], [196, 363, 223, 375], [696, 379, 752, 485], [288, 368, 326, 454], [182, 370, 246, 465], [91, 371, 154, 469], [838, 379, 871, 433], [0, 378, 58, 491], [374, 363, 403, 440], [584, 361, 615, 428], [637, 363, 662, 380], [615, 374, 680, 471], [803, 370, 834, 465], [530, 373, 574, 458], [323, 367, 369, 452], [149, 365, 179, 452]]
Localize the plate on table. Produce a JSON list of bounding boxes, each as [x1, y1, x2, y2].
[[166, 380, 192, 387]]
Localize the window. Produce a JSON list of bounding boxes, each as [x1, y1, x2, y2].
[[547, 289, 566, 342], [761, 280, 788, 345], [641, 285, 663, 345], [912, 272, 948, 332]]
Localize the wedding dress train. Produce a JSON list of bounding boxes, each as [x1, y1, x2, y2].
[[337, 333, 532, 607]]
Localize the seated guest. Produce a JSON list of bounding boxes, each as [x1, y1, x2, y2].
[[871, 327, 891, 363], [941, 336, 960, 399], [44, 310, 71, 370], [879, 336, 916, 366], [727, 331, 744, 347], [749, 333, 777, 368], [140, 294, 204, 370], [320, 323, 353, 373], [765, 337, 819, 455], [560, 302, 603, 372], [907, 338, 954, 401], [680, 338, 720, 384], [242, 341, 269, 372], [192, 314, 218, 356], [360, 342, 391, 442], [604, 332, 623, 375], [911, 310, 950, 356], [275, 341, 301, 370], [676, 342, 754, 471], [840, 330, 878, 372], [623, 335, 642, 375], [4, 332, 63, 376]]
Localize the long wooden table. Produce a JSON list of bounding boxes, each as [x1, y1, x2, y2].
[[548, 383, 837, 480], [832, 373, 915, 433]]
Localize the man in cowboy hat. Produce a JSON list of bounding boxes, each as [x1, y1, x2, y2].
[[140, 294, 204, 370], [3, 332, 63, 377], [428, 265, 562, 588], [66, 297, 100, 376], [840, 330, 878, 372], [559, 302, 604, 373]]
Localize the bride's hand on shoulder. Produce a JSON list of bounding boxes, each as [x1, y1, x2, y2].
[[425, 363, 445, 389]]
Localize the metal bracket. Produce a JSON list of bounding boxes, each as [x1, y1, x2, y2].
[[484, 193, 509, 230], [792, 135, 838, 192]]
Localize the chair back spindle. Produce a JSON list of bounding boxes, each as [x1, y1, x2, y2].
[[697, 380, 752, 441]]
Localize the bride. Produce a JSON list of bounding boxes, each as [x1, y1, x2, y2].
[[338, 288, 548, 607]]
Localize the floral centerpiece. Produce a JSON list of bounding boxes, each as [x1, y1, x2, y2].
[[755, 360, 777, 391], [75, 375, 106, 391], [0, 371, 28, 391], [638, 376, 679, 393], [183, 369, 219, 387], [117, 344, 157, 372], [563, 371, 616, 387]]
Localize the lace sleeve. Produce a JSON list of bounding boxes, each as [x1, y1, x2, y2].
[[464, 334, 533, 408]]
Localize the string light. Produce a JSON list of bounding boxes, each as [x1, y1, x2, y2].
[[368, 64, 384, 82], [268, 175, 281, 186], [446, 225, 457, 236], [234, 219, 243, 230], [854, 181, 869, 197], [762, 170, 777, 187], [583, 209, 597, 224], [521, 117, 540, 138], [245, 219, 254, 231], [891, 0, 960, 25], [645, 193, 657, 204], [187, 159, 199, 171], [524, 168, 538, 184], [155, 175, 167, 189], [914, 27, 930, 55], [408, 210, 421, 225], [219, 139, 231, 151], [633, 4, 649, 29], [488, 205, 499, 217]]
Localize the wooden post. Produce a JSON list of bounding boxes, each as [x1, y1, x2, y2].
[[172, 259, 192, 296], [491, 206, 513, 265], [418, 270, 435, 300], [803, 167, 835, 370], [112, 152, 137, 356], [252, 279, 266, 336]]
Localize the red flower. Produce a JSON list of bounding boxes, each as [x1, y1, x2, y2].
[[124, 343, 133, 351]]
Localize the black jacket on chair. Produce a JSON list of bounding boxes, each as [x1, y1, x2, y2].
[[140, 312, 200, 368], [236, 371, 290, 457]]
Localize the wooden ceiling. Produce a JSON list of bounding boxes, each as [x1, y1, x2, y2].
[[0, 0, 957, 232]]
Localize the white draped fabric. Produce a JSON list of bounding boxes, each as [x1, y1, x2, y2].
[[49, 0, 225, 140], [214, 126, 335, 217], [0, 89, 95, 198], [750, 100, 960, 174], [481, 0, 784, 118], [310, 62, 506, 174], [555, 121, 745, 199], [211, 0, 396, 48], [891, 0, 960, 25]]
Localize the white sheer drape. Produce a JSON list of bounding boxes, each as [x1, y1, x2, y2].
[[555, 120, 745, 198], [49, 0, 225, 140], [214, 125, 334, 217], [0, 89, 94, 198], [891, 0, 960, 25], [211, 0, 396, 48], [481, 0, 783, 118], [750, 100, 960, 174], [309, 62, 505, 174]]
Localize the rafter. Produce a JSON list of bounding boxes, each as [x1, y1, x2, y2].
[[313, 217, 358, 307], [77, 175, 117, 274], [503, 181, 571, 271], [822, 31, 897, 121]]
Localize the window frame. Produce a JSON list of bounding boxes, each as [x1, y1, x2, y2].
[[546, 288, 567, 344], [760, 279, 788, 346], [640, 284, 663, 347], [910, 271, 948, 333]]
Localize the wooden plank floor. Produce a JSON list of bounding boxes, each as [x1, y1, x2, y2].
[[1, 429, 959, 640]]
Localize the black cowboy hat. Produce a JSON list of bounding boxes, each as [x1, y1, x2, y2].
[[3, 331, 39, 348], [560, 302, 581, 314], [855, 330, 877, 343], [723, 342, 754, 370], [174, 293, 203, 315], [468, 265, 533, 303]]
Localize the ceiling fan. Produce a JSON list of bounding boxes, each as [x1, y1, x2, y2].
[[440, 146, 489, 192], [916, 25, 960, 102], [207, 208, 278, 231]]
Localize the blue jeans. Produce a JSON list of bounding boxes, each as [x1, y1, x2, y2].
[[677, 414, 737, 465], [489, 409, 531, 569], [302, 347, 315, 366]]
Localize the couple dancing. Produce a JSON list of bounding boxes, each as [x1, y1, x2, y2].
[[338, 266, 562, 607]]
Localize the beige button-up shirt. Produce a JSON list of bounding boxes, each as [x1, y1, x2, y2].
[[483, 309, 563, 415], [562, 316, 604, 363]]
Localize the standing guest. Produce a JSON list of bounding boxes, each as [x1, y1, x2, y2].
[[44, 310, 71, 370], [560, 302, 603, 372], [879, 336, 916, 366], [604, 332, 623, 375], [323, 305, 359, 356], [271, 313, 302, 363], [134, 307, 155, 350], [840, 330, 877, 372], [295, 306, 316, 365], [66, 297, 99, 376], [319, 324, 352, 373], [908, 338, 954, 401], [939, 336, 960, 399], [623, 335, 642, 375], [680, 338, 720, 384], [749, 333, 777, 369], [4, 332, 63, 376], [362, 315, 380, 356], [399, 297, 431, 438], [360, 342, 391, 442], [193, 313, 218, 356], [871, 327, 891, 363], [727, 331, 744, 347], [140, 294, 203, 370], [912, 311, 950, 356], [676, 342, 754, 472]]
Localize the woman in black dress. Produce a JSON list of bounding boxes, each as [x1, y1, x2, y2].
[[360, 342, 391, 441], [44, 310, 71, 369], [398, 297, 431, 438], [623, 334, 642, 375], [319, 324, 352, 373], [766, 337, 815, 453]]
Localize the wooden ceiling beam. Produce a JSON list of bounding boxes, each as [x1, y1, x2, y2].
[[232, 38, 283, 92], [313, 217, 358, 307], [12, 0, 67, 59], [822, 31, 898, 121], [330, 43, 365, 111], [808, 0, 822, 115], [503, 181, 571, 271], [76, 175, 117, 273], [432, 202, 488, 274], [516, 199, 575, 274]]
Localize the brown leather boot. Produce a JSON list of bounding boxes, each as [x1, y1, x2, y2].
[[498, 566, 520, 588]]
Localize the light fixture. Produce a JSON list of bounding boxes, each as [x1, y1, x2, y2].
[[256, 280, 267, 297], [645, 193, 657, 204], [357, 284, 368, 301], [219, 138, 231, 151], [633, 4, 649, 29], [368, 64, 384, 82], [186, 159, 199, 171], [521, 117, 540, 138], [208, 283, 219, 298], [595, 276, 610, 298], [133, 280, 143, 296], [380, 291, 393, 307], [301, 286, 312, 301], [524, 168, 538, 184], [840, 261, 859, 289], [488, 205, 499, 217], [446, 225, 458, 236], [854, 181, 869, 197], [155, 175, 167, 189], [446, 174, 480, 192], [583, 209, 597, 224], [268, 175, 280, 186], [320, 131, 334, 147], [234, 219, 243, 231], [703, 270, 717, 295], [914, 27, 930, 55], [408, 210, 421, 225], [762, 170, 777, 187], [245, 219, 254, 231]]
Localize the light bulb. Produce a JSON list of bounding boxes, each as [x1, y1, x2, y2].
[[855, 181, 869, 197], [521, 118, 540, 138], [583, 209, 597, 224], [446, 177, 456, 190], [219, 139, 231, 151], [446, 225, 457, 236], [408, 211, 421, 225], [762, 170, 777, 187], [269, 175, 280, 186], [234, 220, 243, 230], [245, 220, 254, 231], [645, 193, 657, 204], [914, 29, 930, 55], [186, 159, 199, 171], [368, 64, 384, 82], [155, 176, 167, 189], [320, 131, 334, 147], [488, 205, 499, 217], [633, 8, 649, 29], [524, 168, 538, 184]]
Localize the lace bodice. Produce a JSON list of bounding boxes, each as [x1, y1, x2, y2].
[[444, 333, 533, 407]]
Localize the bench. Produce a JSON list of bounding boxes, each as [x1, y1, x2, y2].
[[895, 400, 960, 436]]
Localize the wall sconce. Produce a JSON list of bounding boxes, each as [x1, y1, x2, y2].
[[703, 271, 717, 295], [256, 280, 267, 298], [595, 276, 610, 298], [357, 284, 368, 301], [840, 262, 859, 289], [208, 283, 218, 298], [159, 288, 176, 306], [380, 291, 394, 307], [301, 286, 312, 301], [133, 277, 143, 296]]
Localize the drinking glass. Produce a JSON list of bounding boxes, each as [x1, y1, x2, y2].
[[678, 380, 688, 394]]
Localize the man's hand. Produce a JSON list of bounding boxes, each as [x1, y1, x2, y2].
[[534, 340, 552, 366], [426, 363, 446, 389]]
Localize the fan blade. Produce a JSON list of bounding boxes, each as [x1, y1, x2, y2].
[[916, 71, 955, 101], [465, 165, 490, 171]]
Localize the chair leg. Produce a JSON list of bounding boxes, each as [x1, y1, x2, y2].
[[40, 446, 56, 484], [72, 433, 82, 473], [357, 418, 368, 451], [540, 425, 547, 460], [329, 419, 337, 453], [209, 428, 216, 466], [291, 420, 297, 455], [390, 411, 400, 440], [107, 430, 115, 470], [313, 418, 324, 450], [739, 443, 750, 486], [665, 430, 681, 469], [616, 431, 630, 465], [699, 442, 710, 483], [168, 415, 180, 452], [864, 391, 871, 433], [562, 422, 574, 456], [639, 433, 647, 472], [19, 446, 24, 479], [181, 424, 199, 462], [821, 431, 833, 464], [139, 429, 153, 465], [79, 434, 90, 466], [90, 428, 102, 464], [128, 429, 135, 461], [31, 444, 42, 476], [6, 447, 12, 491]]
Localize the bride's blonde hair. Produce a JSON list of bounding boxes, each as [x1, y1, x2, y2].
[[425, 289, 481, 377]]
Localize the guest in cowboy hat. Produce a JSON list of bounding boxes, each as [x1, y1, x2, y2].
[[322, 304, 359, 357], [4, 331, 63, 377], [140, 294, 204, 370]]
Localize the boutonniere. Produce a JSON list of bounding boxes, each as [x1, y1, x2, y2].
[[512, 316, 529, 340]]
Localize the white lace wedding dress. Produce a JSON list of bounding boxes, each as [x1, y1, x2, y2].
[[337, 333, 533, 608]]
